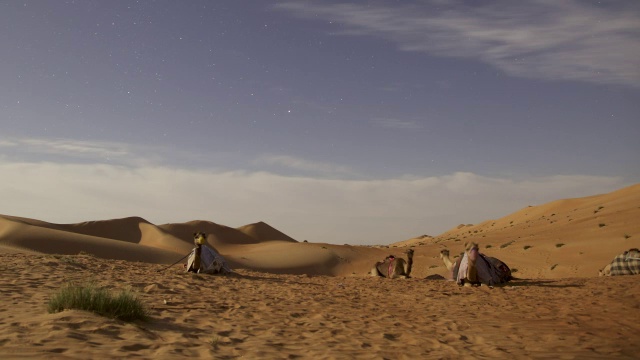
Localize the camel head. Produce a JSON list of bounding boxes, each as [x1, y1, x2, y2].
[[193, 232, 207, 246], [439, 249, 450, 259], [405, 248, 414, 259], [599, 263, 612, 277], [466, 242, 479, 262]]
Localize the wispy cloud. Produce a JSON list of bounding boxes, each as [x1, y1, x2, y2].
[[277, 0, 640, 87], [0, 159, 627, 245], [372, 118, 422, 130], [4, 138, 129, 160], [255, 154, 355, 177]]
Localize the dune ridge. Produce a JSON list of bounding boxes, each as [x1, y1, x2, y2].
[[1, 183, 638, 278], [1, 184, 639, 358]]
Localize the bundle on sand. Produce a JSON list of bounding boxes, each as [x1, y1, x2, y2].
[[600, 248, 640, 276]]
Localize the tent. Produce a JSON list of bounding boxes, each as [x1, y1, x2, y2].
[[455, 251, 512, 286], [186, 244, 232, 274]]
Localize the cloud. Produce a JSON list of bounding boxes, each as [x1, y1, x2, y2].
[[6, 138, 129, 160], [255, 154, 356, 177], [276, 0, 640, 87], [0, 160, 628, 245]]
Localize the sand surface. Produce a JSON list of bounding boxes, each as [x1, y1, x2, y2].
[[1, 253, 639, 359], [0, 183, 639, 358]]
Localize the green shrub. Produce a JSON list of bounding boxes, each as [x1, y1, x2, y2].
[[48, 283, 148, 322]]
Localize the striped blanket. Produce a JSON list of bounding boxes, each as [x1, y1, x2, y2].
[[608, 248, 640, 276]]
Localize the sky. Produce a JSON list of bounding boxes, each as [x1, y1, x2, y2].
[[1, 0, 639, 245]]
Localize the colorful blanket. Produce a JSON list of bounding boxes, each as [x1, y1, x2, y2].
[[456, 252, 512, 286], [187, 245, 232, 274], [608, 248, 640, 276]]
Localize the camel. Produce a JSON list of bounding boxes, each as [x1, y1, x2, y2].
[[439, 250, 455, 271], [186, 232, 207, 273], [461, 243, 480, 286], [455, 242, 512, 287], [599, 263, 612, 277], [599, 248, 640, 276], [370, 249, 414, 278], [439, 249, 460, 280]]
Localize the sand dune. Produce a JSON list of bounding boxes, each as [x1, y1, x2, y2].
[[1, 183, 638, 277], [1, 184, 639, 358], [394, 183, 640, 279], [236, 221, 298, 243]]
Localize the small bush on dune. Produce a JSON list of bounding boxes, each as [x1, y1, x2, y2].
[[48, 283, 148, 322], [500, 241, 514, 249]]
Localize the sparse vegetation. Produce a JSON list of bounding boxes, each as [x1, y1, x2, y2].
[[556, 243, 565, 248], [598, 223, 606, 228], [500, 240, 515, 249], [523, 245, 532, 250], [429, 265, 439, 269], [511, 268, 518, 273], [624, 234, 631, 239], [485, 244, 492, 249], [210, 336, 220, 348], [48, 282, 148, 322], [550, 264, 558, 270]]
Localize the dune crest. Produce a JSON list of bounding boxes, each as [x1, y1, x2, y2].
[[236, 221, 298, 243], [1, 183, 638, 278]]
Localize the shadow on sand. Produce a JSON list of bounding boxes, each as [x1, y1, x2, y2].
[[505, 278, 583, 288]]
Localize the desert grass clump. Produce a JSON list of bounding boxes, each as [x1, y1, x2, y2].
[[523, 245, 532, 250], [598, 223, 606, 228], [555, 243, 565, 248], [500, 240, 515, 249], [48, 282, 148, 322]]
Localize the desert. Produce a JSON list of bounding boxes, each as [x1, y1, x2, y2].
[[1, 184, 639, 359]]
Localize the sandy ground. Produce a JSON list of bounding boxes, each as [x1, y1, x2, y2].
[[0, 183, 639, 358], [1, 253, 638, 359]]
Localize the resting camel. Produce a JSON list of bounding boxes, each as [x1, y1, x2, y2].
[[599, 263, 612, 277], [599, 248, 640, 276], [370, 249, 414, 278], [440, 249, 454, 271], [455, 242, 512, 287], [439, 249, 460, 280], [186, 232, 207, 273], [459, 243, 480, 286]]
